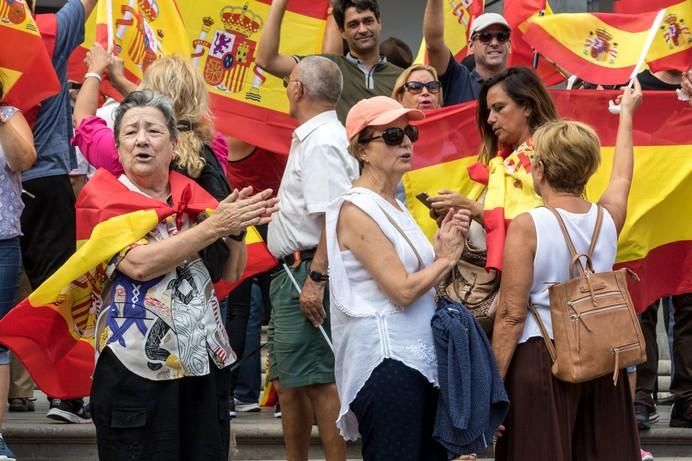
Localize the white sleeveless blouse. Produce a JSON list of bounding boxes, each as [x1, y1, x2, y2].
[[521, 204, 618, 344], [325, 187, 439, 441]]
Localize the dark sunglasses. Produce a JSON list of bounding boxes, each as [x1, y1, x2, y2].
[[403, 80, 442, 94], [360, 125, 419, 146], [474, 31, 510, 44]]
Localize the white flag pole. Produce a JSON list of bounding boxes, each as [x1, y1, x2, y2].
[[609, 8, 667, 114], [281, 263, 335, 354], [106, 0, 114, 54]]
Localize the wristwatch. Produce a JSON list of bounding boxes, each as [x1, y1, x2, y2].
[[309, 270, 329, 282], [0, 106, 18, 124]]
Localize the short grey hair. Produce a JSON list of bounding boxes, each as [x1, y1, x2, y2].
[[296, 56, 343, 105], [113, 89, 178, 146]]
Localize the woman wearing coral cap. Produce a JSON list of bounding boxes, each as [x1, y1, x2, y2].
[[325, 96, 470, 460]]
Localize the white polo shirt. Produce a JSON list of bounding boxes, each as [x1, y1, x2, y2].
[[268, 110, 359, 259]]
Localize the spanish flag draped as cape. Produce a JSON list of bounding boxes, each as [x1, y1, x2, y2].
[[0, 170, 272, 398]]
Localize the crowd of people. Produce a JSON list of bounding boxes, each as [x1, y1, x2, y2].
[[1, 0, 691, 460]]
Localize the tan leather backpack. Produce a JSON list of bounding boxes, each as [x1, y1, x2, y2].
[[529, 205, 646, 385]]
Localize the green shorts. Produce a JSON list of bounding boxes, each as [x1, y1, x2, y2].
[[267, 260, 335, 388]]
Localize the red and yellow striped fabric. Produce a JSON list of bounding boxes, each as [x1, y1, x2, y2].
[[68, 0, 192, 100], [614, 0, 681, 14], [0, 170, 275, 398], [403, 90, 692, 314], [179, 0, 330, 154], [504, 0, 565, 86], [414, 0, 485, 66], [522, 0, 692, 85], [0, 0, 60, 110]]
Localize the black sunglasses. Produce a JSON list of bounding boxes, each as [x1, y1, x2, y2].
[[475, 31, 510, 44], [403, 81, 442, 94], [360, 125, 419, 146]]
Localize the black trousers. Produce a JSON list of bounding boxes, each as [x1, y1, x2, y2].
[[19, 175, 76, 289], [636, 295, 692, 408], [350, 359, 447, 461], [91, 348, 231, 461]]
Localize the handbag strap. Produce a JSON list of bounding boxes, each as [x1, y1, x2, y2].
[[544, 205, 603, 277], [376, 204, 424, 270], [528, 303, 557, 363]]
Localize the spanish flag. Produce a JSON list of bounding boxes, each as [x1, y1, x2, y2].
[[414, 0, 485, 65], [0, 0, 60, 110], [404, 90, 692, 314], [68, 0, 192, 98], [522, 0, 692, 85], [0, 169, 275, 398], [178, 0, 330, 154], [504, 0, 565, 86]]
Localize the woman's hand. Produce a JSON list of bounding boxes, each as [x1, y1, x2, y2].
[[429, 189, 482, 222], [615, 78, 643, 116], [210, 187, 279, 238], [434, 208, 470, 264], [84, 42, 112, 76]]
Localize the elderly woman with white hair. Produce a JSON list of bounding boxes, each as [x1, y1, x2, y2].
[[85, 90, 277, 461]]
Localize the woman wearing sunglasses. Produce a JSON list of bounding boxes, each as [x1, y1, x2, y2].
[[392, 64, 443, 111], [324, 96, 470, 461]]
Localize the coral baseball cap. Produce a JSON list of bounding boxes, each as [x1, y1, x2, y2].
[[345, 96, 425, 140], [470, 12, 511, 36]]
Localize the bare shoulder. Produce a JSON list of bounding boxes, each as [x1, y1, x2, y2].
[[337, 201, 385, 250], [506, 212, 537, 251]]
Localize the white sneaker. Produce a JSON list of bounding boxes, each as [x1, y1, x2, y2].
[[234, 399, 260, 412]]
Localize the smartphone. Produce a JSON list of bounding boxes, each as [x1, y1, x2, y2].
[[416, 192, 433, 209]]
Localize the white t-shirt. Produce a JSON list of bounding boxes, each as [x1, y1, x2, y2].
[[268, 110, 359, 258]]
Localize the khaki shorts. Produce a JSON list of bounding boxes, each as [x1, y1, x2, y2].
[[267, 260, 334, 388]]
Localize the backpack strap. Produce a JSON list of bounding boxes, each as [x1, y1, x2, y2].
[[528, 303, 557, 363], [586, 205, 604, 260], [544, 205, 601, 278]]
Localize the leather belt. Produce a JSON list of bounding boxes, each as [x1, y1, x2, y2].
[[279, 248, 316, 266]]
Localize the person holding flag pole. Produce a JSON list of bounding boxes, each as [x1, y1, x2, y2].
[[266, 56, 358, 461]]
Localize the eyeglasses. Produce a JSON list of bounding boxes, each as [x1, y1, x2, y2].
[[403, 81, 442, 94], [474, 31, 511, 44], [282, 77, 301, 88], [359, 125, 419, 146]]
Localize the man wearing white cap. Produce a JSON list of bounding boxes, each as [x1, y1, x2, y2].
[[424, 0, 511, 106]]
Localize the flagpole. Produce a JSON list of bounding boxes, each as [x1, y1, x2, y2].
[[106, 0, 114, 54], [281, 263, 335, 354], [609, 8, 667, 113]]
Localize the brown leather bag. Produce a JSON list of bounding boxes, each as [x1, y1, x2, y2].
[[529, 206, 646, 385], [438, 241, 499, 334]]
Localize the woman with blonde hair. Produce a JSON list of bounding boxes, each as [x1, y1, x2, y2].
[[72, 45, 228, 200], [392, 63, 443, 111], [492, 82, 643, 460]]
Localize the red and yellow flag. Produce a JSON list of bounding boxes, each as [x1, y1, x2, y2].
[[414, 0, 485, 65], [614, 0, 681, 14], [178, 0, 329, 154], [68, 0, 192, 98], [504, 0, 565, 86], [0, 0, 60, 110], [522, 1, 692, 85], [404, 91, 692, 314], [0, 169, 275, 398]]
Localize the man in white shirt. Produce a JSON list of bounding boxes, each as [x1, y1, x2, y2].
[[267, 56, 359, 460]]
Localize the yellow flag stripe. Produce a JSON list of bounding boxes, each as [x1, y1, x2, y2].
[[30, 210, 160, 306]]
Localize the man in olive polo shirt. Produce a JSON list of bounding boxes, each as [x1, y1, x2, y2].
[[256, 0, 401, 122]]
